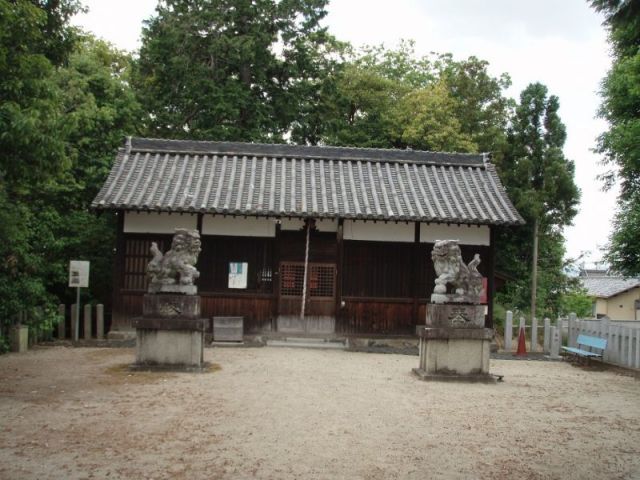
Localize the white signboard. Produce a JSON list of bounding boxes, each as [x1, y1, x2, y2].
[[228, 262, 248, 289], [69, 261, 90, 288]]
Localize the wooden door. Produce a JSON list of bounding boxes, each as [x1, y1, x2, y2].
[[277, 261, 336, 333]]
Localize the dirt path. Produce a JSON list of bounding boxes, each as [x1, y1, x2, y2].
[[1, 346, 639, 479]]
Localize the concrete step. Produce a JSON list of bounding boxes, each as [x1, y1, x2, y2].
[[266, 338, 346, 350]]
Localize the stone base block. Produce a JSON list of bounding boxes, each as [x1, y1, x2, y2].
[[416, 327, 493, 380], [143, 294, 200, 318], [134, 328, 204, 368], [412, 368, 497, 383], [426, 303, 485, 329], [10, 326, 28, 353], [148, 284, 197, 295]]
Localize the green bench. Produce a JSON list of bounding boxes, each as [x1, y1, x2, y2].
[[561, 334, 607, 364]]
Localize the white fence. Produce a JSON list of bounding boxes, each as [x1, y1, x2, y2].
[[503, 310, 640, 370], [570, 318, 640, 369]]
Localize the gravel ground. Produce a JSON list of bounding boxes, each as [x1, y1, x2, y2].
[[1, 346, 639, 480]]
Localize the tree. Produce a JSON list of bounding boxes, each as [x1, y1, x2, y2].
[[134, 0, 333, 142], [589, 0, 640, 275], [496, 83, 580, 319]]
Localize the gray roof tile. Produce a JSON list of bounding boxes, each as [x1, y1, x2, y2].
[[581, 277, 640, 298], [92, 137, 525, 225]]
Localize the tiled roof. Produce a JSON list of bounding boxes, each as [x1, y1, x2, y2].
[[581, 276, 640, 298], [91, 137, 524, 225]]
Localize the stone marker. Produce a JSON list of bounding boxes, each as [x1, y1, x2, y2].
[[96, 304, 104, 339], [71, 304, 78, 341], [10, 324, 29, 353], [549, 326, 561, 359], [505, 310, 513, 352], [83, 304, 92, 340], [531, 317, 538, 353], [543, 318, 550, 353]]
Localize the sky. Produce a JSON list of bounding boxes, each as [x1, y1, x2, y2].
[[72, 0, 616, 267]]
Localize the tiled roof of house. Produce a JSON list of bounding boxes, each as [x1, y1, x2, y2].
[[581, 276, 640, 298], [91, 137, 524, 225]]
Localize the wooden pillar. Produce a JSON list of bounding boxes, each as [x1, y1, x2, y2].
[[486, 226, 496, 329], [335, 218, 344, 330], [111, 210, 126, 331], [411, 222, 420, 324], [196, 213, 203, 234], [271, 221, 281, 329]]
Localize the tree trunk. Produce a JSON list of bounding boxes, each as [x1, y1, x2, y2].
[[531, 218, 539, 324]]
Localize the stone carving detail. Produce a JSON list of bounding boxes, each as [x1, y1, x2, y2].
[[147, 229, 201, 294], [431, 239, 483, 304]]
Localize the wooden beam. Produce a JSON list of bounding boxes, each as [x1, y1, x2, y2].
[[111, 210, 126, 331], [335, 218, 344, 328], [412, 222, 420, 325], [271, 221, 281, 329], [487, 226, 496, 328]]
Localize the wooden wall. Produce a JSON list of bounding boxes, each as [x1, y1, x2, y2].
[[111, 220, 494, 335]]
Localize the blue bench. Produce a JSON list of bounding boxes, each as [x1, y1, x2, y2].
[[561, 334, 607, 364]]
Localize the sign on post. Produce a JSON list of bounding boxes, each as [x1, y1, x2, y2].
[[69, 261, 90, 288], [69, 261, 90, 341]]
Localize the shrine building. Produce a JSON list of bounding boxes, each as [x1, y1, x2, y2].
[[92, 137, 523, 336]]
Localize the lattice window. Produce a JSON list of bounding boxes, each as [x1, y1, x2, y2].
[[308, 265, 335, 298], [280, 263, 305, 296], [123, 237, 170, 291], [280, 262, 335, 298]]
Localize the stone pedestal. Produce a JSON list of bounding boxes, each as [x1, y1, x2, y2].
[[131, 294, 207, 371], [413, 304, 495, 383]]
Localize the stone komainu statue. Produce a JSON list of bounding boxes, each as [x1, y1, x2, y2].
[[431, 239, 483, 303], [147, 229, 201, 291]]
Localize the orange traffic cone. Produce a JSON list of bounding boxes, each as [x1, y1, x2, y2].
[[515, 326, 527, 356]]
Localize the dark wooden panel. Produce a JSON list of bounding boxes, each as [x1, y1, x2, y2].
[[279, 230, 337, 263], [201, 295, 274, 333], [117, 292, 274, 333], [338, 298, 415, 335]]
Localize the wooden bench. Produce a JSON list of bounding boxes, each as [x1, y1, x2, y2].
[[561, 334, 607, 364]]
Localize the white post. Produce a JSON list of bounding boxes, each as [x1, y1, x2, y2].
[[556, 316, 563, 347], [569, 312, 577, 347], [96, 304, 104, 340], [549, 326, 561, 359], [505, 311, 513, 352], [543, 317, 551, 353], [601, 318, 610, 362], [626, 327, 633, 367], [635, 328, 640, 369], [531, 317, 538, 353]]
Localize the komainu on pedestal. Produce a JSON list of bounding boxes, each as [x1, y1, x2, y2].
[[131, 229, 207, 371], [414, 239, 495, 383]]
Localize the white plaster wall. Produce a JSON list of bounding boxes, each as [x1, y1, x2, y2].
[[420, 224, 490, 246], [281, 218, 338, 232], [344, 220, 414, 242], [202, 216, 275, 237], [124, 211, 197, 233]]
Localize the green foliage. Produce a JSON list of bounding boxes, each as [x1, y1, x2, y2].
[[589, 1, 640, 275], [495, 83, 580, 317], [134, 0, 333, 142], [559, 288, 593, 318], [0, 2, 139, 343]]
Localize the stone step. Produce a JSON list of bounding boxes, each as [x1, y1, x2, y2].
[[266, 339, 346, 350]]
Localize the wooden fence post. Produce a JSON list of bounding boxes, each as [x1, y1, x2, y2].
[[83, 304, 92, 340], [505, 311, 513, 352], [96, 304, 104, 340]]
